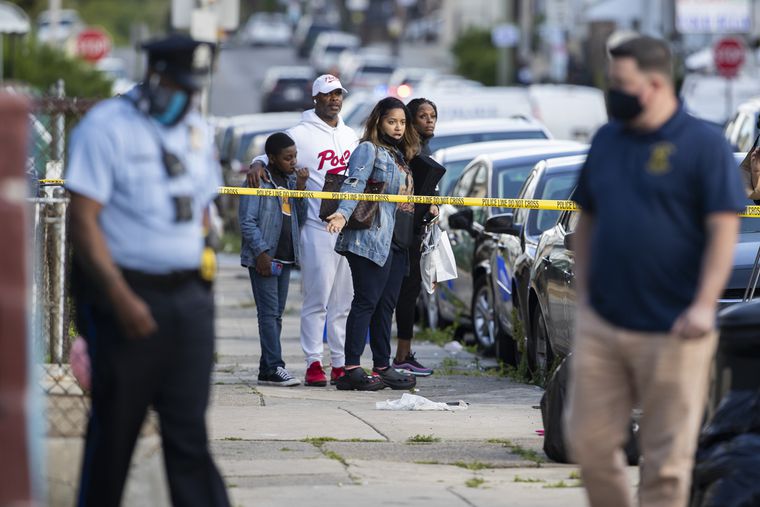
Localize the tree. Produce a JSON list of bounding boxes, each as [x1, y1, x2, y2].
[[451, 28, 499, 86]]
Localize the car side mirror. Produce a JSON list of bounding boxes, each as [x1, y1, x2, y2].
[[448, 208, 473, 231], [485, 212, 521, 237], [564, 231, 575, 251]]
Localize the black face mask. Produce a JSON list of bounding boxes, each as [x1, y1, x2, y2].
[[380, 131, 402, 147], [607, 88, 644, 122]]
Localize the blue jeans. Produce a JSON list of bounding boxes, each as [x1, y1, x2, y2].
[[248, 265, 291, 375], [345, 247, 408, 368]]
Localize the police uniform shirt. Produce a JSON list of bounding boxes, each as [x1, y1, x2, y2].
[[574, 105, 746, 332], [65, 88, 222, 274]]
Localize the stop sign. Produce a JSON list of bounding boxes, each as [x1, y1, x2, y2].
[[76, 28, 111, 63], [714, 37, 745, 78]]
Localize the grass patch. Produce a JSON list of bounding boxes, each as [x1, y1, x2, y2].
[[323, 450, 348, 466], [301, 437, 339, 447], [568, 470, 581, 480], [543, 480, 582, 489], [280, 447, 293, 452], [453, 461, 492, 471], [413, 460, 441, 465], [416, 324, 459, 347], [465, 477, 485, 488], [407, 434, 440, 444], [487, 438, 544, 467], [514, 475, 545, 483]]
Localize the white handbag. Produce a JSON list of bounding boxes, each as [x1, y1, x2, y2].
[[420, 223, 458, 294]]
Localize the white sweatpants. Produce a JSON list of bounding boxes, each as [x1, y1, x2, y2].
[[299, 224, 354, 368]]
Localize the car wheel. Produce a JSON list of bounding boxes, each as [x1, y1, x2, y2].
[[471, 276, 496, 355], [529, 307, 555, 380]]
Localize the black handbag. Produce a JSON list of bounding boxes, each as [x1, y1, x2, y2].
[[319, 172, 386, 230]]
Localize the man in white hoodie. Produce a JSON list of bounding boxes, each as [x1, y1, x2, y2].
[[249, 75, 358, 386]]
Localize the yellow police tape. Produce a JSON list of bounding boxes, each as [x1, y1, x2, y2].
[[39, 179, 760, 217]]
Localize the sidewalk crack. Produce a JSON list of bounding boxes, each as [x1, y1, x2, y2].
[[338, 407, 389, 441], [447, 487, 478, 507]]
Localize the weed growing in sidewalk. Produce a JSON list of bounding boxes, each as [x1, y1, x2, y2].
[[323, 449, 348, 466], [568, 470, 581, 481], [514, 475, 545, 483], [301, 437, 339, 447], [413, 460, 441, 465], [465, 477, 485, 488], [280, 447, 293, 452], [416, 324, 458, 347], [486, 438, 544, 467], [407, 434, 440, 444], [543, 480, 582, 489], [221, 437, 244, 441], [453, 461, 492, 471]]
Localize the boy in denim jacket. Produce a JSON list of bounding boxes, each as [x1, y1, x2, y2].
[[239, 133, 308, 386]]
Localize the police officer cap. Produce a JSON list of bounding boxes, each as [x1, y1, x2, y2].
[[141, 33, 215, 91]]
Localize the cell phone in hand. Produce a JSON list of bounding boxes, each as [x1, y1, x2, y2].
[[271, 261, 283, 276], [422, 211, 438, 225]]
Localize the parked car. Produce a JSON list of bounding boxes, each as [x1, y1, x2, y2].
[[724, 97, 760, 152], [429, 143, 591, 339], [293, 16, 336, 59], [429, 118, 551, 153], [681, 73, 759, 127], [260, 66, 314, 112], [484, 154, 586, 366], [310, 31, 360, 74], [240, 12, 292, 46], [433, 139, 582, 196], [528, 84, 607, 142], [214, 112, 300, 168], [340, 53, 396, 94], [527, 153, 760, 378], [387, 67, 440, 99]]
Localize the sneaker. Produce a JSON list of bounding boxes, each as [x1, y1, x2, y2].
[[335, 367, 385, 391], [330, 366, 346, 385], [305, 361, 327, 387], [258, 367, 300, 387], [392, 352, 434, 377]]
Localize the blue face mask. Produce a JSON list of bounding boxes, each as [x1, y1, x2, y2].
[[151, 88, 189, 126]]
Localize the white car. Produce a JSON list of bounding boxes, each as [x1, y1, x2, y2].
[[724, 97, 760, 152], [429, 117, 551, 153], [241, 13, 292, 46], [528, 84, 607, 142], [433, 139, 584, 195], [681, 73, 760, 126], [387, 67, 440, 99], [310, 31, 360, 74]]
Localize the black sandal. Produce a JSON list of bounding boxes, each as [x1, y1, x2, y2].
[[373, 367, 417, 390], [336, 367, 385, 391]]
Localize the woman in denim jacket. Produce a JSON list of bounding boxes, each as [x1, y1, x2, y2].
[[325, 97, 438, 391], [239, 133, 308, 386]]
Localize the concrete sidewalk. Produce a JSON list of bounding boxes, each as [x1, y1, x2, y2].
[[46, 255, 638, 507]]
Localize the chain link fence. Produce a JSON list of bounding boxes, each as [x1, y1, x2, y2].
[[29, 83, 97, 437]]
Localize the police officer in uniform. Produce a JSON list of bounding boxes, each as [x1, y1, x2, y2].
[[66, 34, 230, 507]]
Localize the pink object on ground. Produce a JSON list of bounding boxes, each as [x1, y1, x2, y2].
[[70, 336, 91, 391]]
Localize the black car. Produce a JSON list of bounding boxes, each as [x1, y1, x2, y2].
[[261, 66, 315, 113], [432, 143, 591, 349], [483, 155, 586, 365], [528, 154, 760, 377]]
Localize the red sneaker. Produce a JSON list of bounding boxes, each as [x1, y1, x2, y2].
[[305, 361, 327, 387], [330, 366, 346, 385]]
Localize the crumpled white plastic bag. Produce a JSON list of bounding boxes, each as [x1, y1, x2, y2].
[[375, 393, 468, 411]]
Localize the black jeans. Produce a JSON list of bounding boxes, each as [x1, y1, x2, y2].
[[395, 236, 422, 341], [345, 247, 409, 368], [75, 276, 230, 507]]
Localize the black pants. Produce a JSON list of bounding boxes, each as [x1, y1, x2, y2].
[[345, 247, 408, 368], [75, 276, 230, 507], [395, 236, 422, 341]]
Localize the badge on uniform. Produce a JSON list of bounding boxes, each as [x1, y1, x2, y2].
[[647, 142, 676, 175]]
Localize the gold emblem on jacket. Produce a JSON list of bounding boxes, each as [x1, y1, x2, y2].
[[647, 142, 676, 175]]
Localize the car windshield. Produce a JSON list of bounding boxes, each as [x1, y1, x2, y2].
[[429, 130, 547, 152], [494, 164, 537, 198]]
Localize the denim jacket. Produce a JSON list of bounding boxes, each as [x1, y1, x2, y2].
[[239, 168, 307, 267], [334, 141, 406, 266]]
